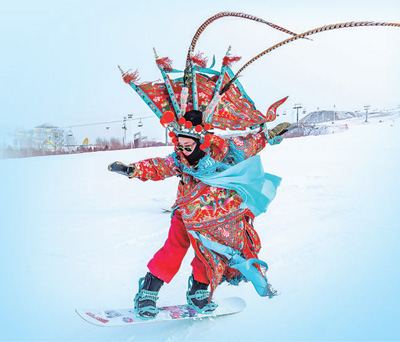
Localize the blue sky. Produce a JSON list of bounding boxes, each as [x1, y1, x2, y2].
[[1, 0, 399, 144]]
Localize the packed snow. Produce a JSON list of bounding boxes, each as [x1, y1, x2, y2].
[[1, 113, 400, 341]]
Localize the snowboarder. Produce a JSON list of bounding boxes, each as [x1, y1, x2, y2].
[[109, 109, 289, 319], [108, 13, 302, 320], [106, 9, 400, 321]]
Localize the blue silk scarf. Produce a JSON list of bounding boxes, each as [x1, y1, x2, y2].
[[197, 155, 281, 217]]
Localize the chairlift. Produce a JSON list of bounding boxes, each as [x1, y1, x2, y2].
[[138, 119, 143, 127]]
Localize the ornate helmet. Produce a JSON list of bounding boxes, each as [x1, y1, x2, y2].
[[118, 12, 399, 150], [118, 45, 287, 150], [118, 13, 294, 150]]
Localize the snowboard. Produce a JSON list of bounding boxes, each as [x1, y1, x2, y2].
[[76, 297, 245, 327]]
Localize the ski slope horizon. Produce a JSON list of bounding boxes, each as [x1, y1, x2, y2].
[[1, 113, 400, 341]]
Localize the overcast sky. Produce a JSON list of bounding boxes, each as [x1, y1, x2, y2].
[[1, 0, 399, 144]]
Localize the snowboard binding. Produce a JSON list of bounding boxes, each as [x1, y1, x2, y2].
[[134, 273, 164, 320], [186, 275, 218, 314]]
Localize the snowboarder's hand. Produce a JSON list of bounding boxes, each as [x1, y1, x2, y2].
[[108, 161, 135, 177], [268, 122, 291, 139]]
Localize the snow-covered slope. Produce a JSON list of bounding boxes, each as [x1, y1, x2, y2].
[[1, 114, 400, 341]]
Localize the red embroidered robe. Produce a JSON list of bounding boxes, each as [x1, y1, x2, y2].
[[129, 132, 269, 294]]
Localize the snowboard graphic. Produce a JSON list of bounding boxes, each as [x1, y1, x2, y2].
[[76, 297, 245, 327]]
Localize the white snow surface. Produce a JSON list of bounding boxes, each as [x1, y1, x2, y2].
[[1, 114, 400, 341]]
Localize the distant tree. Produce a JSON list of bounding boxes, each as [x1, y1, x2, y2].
[[95, 137, 110, 150], [110, 138, 122, 150], [96, 137, 105, 146]]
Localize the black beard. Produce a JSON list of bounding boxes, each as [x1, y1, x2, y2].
[[184, 143, 206, 165]]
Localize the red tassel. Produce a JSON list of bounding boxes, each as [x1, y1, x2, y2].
[[222, 56, 242, 67], [156, 57, 173, 72], [204, 123, 212, 131], [195, 125, 203, 133], [122, 69, 140, 84], [190, 52, 208, 68], [200, 141, 210, 151], [162, 111, 175, 124], [160, 118, 167, 128]]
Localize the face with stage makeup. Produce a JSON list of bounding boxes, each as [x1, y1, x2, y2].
[[176, 135, 205, 165], [176, 136, 197, 157]]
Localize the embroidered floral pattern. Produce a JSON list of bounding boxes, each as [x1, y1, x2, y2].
[[129, 133, 268, 293]]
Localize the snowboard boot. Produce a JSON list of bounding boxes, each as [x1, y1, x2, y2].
[[134, 272, 164, 319], [186, 275, 218, 313]]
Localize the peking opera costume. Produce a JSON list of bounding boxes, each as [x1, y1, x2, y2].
[[109, 12, 400, 318]]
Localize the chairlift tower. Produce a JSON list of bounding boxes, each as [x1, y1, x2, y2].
[[293, 103, 302, 125], [127, 114, 134, 148], [122, 116, 127, 146], [333, 105, 336, 124], [364, 105, 370, 122]]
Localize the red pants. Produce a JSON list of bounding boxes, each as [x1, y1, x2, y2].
[[147, 210, 209, 284]]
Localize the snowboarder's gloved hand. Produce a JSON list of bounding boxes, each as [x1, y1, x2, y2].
[[268, 122, 291, 139], [108, 161, 135, 177]]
